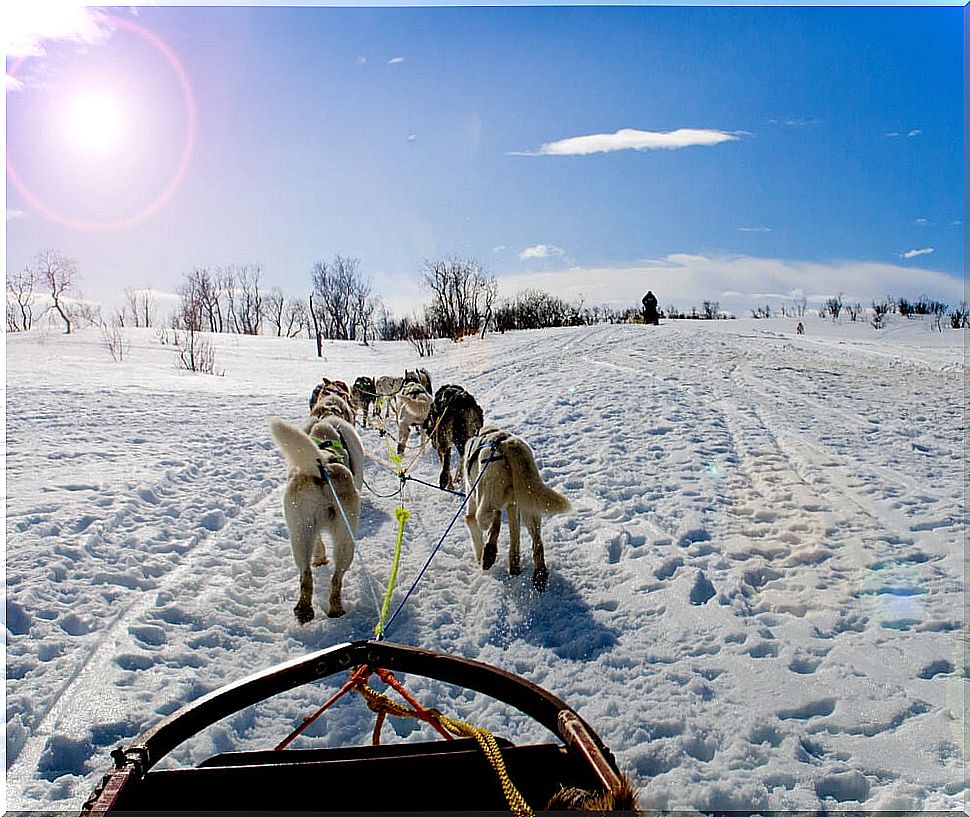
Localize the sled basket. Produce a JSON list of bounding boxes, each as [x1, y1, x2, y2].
[[81, 639, 626, 813]]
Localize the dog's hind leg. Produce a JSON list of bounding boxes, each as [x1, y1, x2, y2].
[[480, 507, 502, 571], [326, 492, 360, 619], [464, 491, 485, 565], [283, 495, 317, 623], [437, 440, 453, 490], [397, 423, 411, 457], [312, 535, 329, 566], [525, 513, 548, 592], [507, 502, 522, 576]]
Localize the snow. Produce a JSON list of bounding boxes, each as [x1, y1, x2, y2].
[[4, 315, 966, 811]]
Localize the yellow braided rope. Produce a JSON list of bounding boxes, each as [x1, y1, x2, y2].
[[374, 506, 410, 639], [353, 684, 533, 817]]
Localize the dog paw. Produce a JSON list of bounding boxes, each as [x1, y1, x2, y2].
[[482, 545, 497, 570], [294, 602, 315, 624], [327, 606, 346, 619], [312, 555, 330, 566], [532, 569, 549, 593], [509, 563, 522, 576]]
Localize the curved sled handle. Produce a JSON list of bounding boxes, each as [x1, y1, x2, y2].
[[131, 640, 620, 779]]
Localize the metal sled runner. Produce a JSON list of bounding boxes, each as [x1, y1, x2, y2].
[[82, 639, 628, 813]]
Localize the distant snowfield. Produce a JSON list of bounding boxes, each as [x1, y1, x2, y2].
[[4, 316, 966, 811]]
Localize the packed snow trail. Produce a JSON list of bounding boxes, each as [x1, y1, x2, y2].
[[5, 319, 965, 811]]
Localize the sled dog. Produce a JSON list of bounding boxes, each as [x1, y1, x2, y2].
[[270, 418, 361, 623], [308, 377, 352, 411], [309, 393, 355, 426], [424, 384, 484, 490], [463, 425, 570, 592], [351, 376, 377, 428], [375, 375, 404, 419], [404, 367, 432, 395], [396, 382, 433, 456]]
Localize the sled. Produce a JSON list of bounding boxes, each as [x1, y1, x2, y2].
[[82, 639, 627, 813]]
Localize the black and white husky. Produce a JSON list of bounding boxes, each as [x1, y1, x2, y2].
[[463, 425, 571, 592], [269, 418, 362, 623]]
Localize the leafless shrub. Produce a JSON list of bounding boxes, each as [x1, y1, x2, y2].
[[101, 325, 131, 362], [407, 321, 435, 357], [871, 300, 892, 329], [35, 250, 80, 334], [949, 302, 969, 329], [824, 292, 844, 321], [174, 328, 220, 374], [702, 300, 720, 320], [844, 302, 863, 322], [751, 305, 772, 319]]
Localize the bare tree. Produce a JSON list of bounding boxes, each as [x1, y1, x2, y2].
[[311, 256, 365, 340], [232, 264, 264, 335], [265, 288, 286, 337], [421, 256, 487, 341], [285, 298, 309, 337], [35, 250, 80, 334], [123, 287, 157, 328], [6, 266, 37, 332], [308, 293, 325, 357], [479, 275, 498, 339], [702, 300, 720, 320]]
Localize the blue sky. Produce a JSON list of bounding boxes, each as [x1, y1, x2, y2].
[[5, 4, 965, 315]]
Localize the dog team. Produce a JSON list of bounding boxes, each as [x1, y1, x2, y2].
[[269, 367, 571, 624]]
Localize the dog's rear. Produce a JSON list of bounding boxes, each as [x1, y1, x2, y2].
[[396, 383, 432, 456], [463, 425, 569, 591], [270, 419, 360, 623], [351, 376, 377, 427], [426, 385, 484, 489]]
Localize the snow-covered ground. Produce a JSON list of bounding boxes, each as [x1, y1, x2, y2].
[[4, 315, 966, 811]]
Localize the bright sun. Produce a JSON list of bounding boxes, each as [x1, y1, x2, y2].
[[67, 92, 127, 155]]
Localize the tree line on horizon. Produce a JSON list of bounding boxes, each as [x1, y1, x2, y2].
[[7, 249, 969, 348]]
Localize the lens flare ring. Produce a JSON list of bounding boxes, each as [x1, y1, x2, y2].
[[5, 13, 196, 233]]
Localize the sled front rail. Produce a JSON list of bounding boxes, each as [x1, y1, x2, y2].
[[83, 640, 626, 814]]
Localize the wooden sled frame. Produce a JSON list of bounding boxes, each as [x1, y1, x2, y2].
[[83, 639, 627, 813]]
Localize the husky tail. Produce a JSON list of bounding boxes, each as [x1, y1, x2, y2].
[[269, 418, 327, 477], [505, 437, 571, 516]]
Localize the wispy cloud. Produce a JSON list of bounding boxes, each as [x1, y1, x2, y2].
[[6, 209, 27, 221], [769, 117, 818, 127], [901, 247, 934, 259], [950, 220, 963, 226], [512, 128, 740, 157], [388, 55, 405, 65], [407, 133, 416, 142], [356, 55, 366, 66], [914, 218, 928, 225], [885, 132, 901, 138], [493, 245, 508, 253], [908, 129, 922, 137], [4, 3, 114, 59], [739, 226, 772, 233], [520, 244, 565, 260]]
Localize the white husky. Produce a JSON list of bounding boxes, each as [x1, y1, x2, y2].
[[463, 425, 571, 592], [269, 418, 361, 623], [396, 382, 432, 456]]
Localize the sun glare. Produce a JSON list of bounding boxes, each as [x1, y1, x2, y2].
[[67, 91, 127, 155]]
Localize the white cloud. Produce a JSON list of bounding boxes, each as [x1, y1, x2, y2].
[[356, 55, 366, 66], [519, 244, 565, 260], [950, 220, 963, 226], [901, 247, 934, 259], [492, 245, 508, 253], [407, 133, 416, 142], [908, 129, 923, 137], [490, 252, 961, 314], [885, 132, 901, 138], [388, 55, 405, 65], [516, 128, 740, 157], [914, 218, 928, 225], [6, 209, 27, 221], [739, 226, 772, 233], [3, 3, 114, 58]]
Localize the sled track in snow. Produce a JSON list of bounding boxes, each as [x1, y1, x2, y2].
[[5, 475, 280, 806]]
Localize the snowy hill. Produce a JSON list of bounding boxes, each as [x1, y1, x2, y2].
[[5, 316, 966, 811]]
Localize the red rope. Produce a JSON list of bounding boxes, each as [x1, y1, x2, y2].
[[375, 668, 453, 741], [275, 665, 371, 750]]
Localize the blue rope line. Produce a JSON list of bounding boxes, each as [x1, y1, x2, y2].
[[380, 444, 498, 639]]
